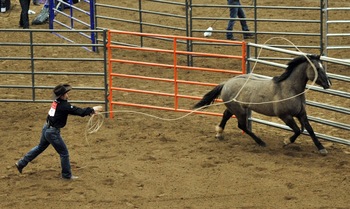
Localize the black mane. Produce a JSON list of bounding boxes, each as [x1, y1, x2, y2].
[[272, 54, 320, 83]]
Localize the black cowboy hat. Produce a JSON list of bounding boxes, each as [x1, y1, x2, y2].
[[53, 84, 72, 99]]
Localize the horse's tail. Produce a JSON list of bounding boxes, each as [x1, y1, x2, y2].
[[193, 84, 224, 109]]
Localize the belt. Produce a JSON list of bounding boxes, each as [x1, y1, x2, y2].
[[46, 122, 59, 129]]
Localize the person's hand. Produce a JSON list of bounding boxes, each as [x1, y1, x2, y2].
[[93, 106, 103, 114]]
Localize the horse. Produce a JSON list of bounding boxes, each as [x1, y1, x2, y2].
[[193, 54, 332, 155]]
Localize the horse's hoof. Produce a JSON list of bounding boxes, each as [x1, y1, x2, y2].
[[319, 149, 328, 156], [283, 138, 291, 146], [215, 126, 223, 133], [215, 126, 224, 140], [259, 141, 267, 147]]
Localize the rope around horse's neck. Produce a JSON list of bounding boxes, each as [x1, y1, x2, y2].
[[231, 37, 318, 105]]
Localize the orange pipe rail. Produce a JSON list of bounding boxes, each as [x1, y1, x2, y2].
[[107, 30, 246, 118]]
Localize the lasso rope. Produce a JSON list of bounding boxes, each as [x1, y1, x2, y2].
[[84, 105, 225, 144], [85, 108, 207, 135], [85, 37, 320, 140]]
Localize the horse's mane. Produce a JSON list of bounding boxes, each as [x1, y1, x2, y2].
[[272, 54, 320, 83]]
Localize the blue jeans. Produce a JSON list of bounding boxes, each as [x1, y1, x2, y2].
[[226, 0, 249, 38], [17, 124, 72, 179]]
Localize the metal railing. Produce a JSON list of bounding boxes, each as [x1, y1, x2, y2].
[[0, 29, 108, 110]]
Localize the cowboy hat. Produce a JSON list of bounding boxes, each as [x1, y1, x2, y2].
[[53, 84, 72, 99]]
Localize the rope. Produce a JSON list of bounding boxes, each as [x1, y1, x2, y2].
[[85, 106, 212, 135], [84, 104, 224, 144]]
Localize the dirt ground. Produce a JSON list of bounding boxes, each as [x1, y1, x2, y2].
[[0, 1, 350, 209]]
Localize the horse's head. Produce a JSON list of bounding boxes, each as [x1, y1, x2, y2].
[[306, 55, 332, 89]]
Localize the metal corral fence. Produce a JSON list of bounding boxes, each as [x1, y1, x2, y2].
[[324, 0, 350, 59], [48, 0, 98, 52], [93, 0, 349, 60], [0, 29, 108, 110], [91, 0, 350, 145], [0, 28, 349, 145], [1, 0, 349, 145], [246, 43, 350, 145]]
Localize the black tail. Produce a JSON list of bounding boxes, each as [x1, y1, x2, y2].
[[193, 84, 224, 109]]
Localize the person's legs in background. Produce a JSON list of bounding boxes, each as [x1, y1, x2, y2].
[[19, 0, 30, 29], [226, 0, 239, 40], [237, 6, 254, 39]]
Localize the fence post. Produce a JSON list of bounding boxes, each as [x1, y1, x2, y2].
[[102, 29, 109, 118], [246, 44, 252, 131]]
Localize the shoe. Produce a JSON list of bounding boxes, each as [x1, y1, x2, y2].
[[33, 1, 40, 5], [243, 33, 254, 39], [15, 163, 23, 174], [62, 175, 79, 180]]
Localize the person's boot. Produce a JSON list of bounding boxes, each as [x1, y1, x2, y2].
[[62, 175, 79, 180], [15, 162, 23, 174], [243, 32, 254, 39]]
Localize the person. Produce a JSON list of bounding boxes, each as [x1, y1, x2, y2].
[[226, 0, 254, 40], [19, 0, 30, 29], [15, 84, 101, 180]]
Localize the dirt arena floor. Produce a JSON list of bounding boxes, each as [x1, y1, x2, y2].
[[0, 0, 350, 208]]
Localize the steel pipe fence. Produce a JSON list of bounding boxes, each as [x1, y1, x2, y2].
[[0, 29, 108, 111]]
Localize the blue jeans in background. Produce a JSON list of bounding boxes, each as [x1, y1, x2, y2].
[[226, 0, 250, 39]]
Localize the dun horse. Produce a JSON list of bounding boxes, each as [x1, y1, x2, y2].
[[194, 54, 331, 155]]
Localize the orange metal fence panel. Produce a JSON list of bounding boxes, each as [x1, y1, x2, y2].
[[107, 30, 246, 118]]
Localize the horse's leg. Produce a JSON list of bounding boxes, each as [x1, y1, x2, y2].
[[279, 115, 302, 146], [299, 113, 327, 155], [216, 109, 233, 140], [236, 111, 266, 147]]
